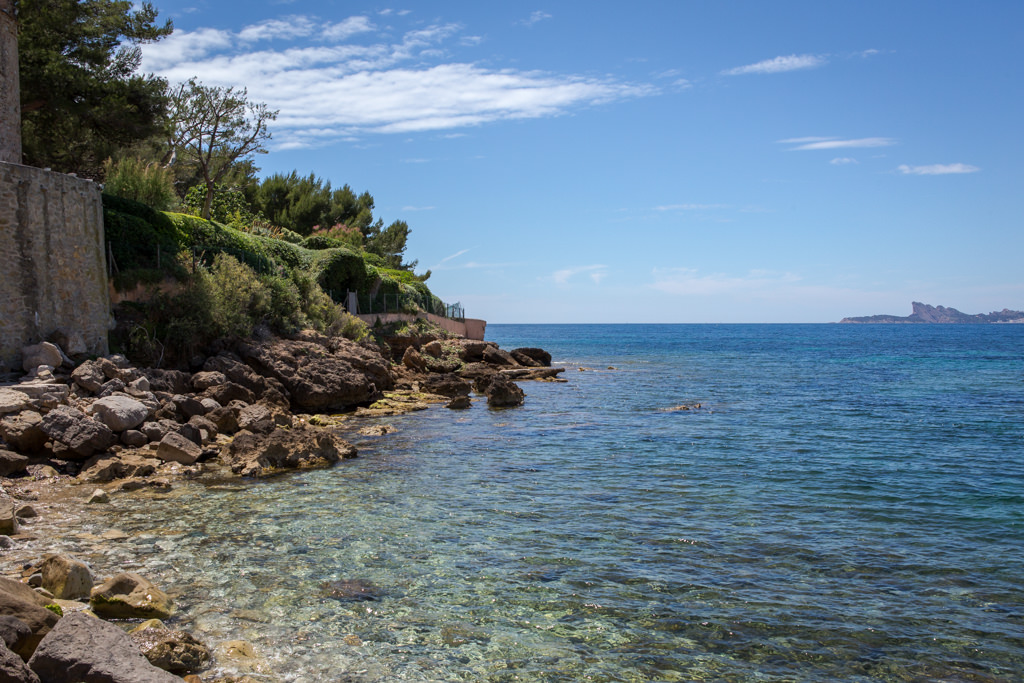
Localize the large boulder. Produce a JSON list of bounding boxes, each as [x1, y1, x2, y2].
[[224, 425, 357, 478], [70, 361, 106, 394], [89, 573, 173, 620], [482, 345, 518, 367], [37, 555, 93, 600], [0, 577, 60, 659], [0, 412, 47, 453], [21, 344, 64, 373], [40, 407, 115, 459], [87, 396, 150, 433], [237, 337, 393, 411], [0, 642, 39, 683], [486, 375, 525, 408], [130, 625, 210, 674], [202, 354, 282, 400], [28, 612, 179, 683], [154, 433, 201, 466], [511, 347, 552, 367], [0, 450, 30, 477]]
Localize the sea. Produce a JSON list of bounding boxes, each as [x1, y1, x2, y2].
[[22, 324, 1024, 681]]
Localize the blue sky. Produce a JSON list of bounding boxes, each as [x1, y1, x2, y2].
[[140, 1, 1023, 323]]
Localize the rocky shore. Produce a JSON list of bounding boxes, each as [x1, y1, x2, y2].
[[0, 328, 563, 682]]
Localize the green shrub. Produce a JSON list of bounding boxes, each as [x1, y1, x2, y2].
[[102, 158, 178, 211], [103, 194, 187, 274]]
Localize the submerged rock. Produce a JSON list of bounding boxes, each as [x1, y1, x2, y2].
[[130, 624, 210, 674], [224, 424, 356, 477], [320, 579, 383, 601]]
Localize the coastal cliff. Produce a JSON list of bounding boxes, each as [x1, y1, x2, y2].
[[840, 302, 1024, 324]]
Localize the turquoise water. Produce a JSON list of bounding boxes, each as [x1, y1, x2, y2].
[[35, 325, 1024, 680]]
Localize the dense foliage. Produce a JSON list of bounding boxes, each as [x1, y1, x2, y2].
[[17, 0, 172, 176]]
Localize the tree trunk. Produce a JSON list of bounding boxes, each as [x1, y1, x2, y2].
[[0, 0, 21, 164], [203, 180, 214, 220]]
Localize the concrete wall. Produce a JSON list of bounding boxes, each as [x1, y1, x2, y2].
[[356, 312, 487, 341], [0, 162, 109, 369]]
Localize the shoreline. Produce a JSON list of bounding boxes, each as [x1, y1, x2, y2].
[[0, 326, 564, 681]]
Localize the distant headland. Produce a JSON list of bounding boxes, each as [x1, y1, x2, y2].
[[840, 302, 1024, 324]]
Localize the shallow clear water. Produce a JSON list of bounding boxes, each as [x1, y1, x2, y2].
[[20, 325, 1024, 681]]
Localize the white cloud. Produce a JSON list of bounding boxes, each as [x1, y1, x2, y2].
[[143, 17, 653, 149], [781, 137, 896, 151], [722, 54, 826, 76], [551, 265, 608, 285], [830, 157, 858, 165], [897, 163, 980, 175]]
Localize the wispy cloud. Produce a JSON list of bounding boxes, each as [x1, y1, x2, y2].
[[519, 11, 552, 26], [550, 265, 608, 285], [830, 157, 858, 165], [780, 136, 896, 151], [722, 54, 826, 76], [897, 163, 980, 175], [143, 16, 654, 149], [651, 268, 801, 296], [654, 203, 727, 211]]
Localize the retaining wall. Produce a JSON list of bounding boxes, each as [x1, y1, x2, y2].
[[355, 312, 487, 341], [0, 162, 109, 369]]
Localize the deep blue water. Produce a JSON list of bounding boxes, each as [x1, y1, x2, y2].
[[28, 324, 1024, 681]]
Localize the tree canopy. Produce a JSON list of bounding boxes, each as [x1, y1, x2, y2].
[[17, 0, 172, 175], [166, 78, 277, 219]]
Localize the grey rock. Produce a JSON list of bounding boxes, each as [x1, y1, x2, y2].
[[21, 344, 63, 373], [40, 407, 115, 459], [482, 345, 519, 367], [0, 614, 32, 651], [0, 641, 39, 682], [88, 396, 149, 433], [96, 379, 126, 398], [28, 612, 179, 683], [70, 361, 106, 394], [14, 505, 37, 519], [224, 425, 356, 477]]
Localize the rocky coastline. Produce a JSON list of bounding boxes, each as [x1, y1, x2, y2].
[[0, 327, 564, 682]]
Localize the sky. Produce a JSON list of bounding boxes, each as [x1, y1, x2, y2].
[[139, 1, 1024, 323]]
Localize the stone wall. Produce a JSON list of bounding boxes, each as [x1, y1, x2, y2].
[[0, 162, 109, 370]]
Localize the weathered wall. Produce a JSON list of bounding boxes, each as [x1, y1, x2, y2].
[[356, 312, 487, 341], [0, 162, 109, 369]]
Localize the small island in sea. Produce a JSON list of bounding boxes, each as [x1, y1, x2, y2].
[[840, 301, 1024, 323]]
